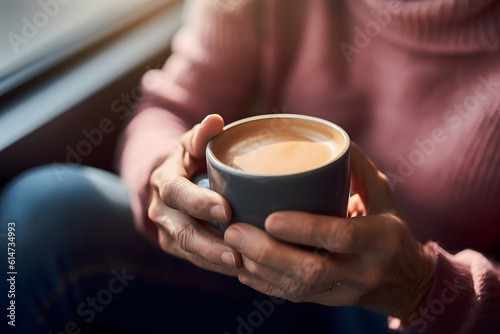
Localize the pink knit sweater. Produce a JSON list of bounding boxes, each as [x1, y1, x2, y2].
[[117, 0, 500, 332]]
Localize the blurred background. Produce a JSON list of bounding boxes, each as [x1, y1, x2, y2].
[[0, 0, 184, 188]]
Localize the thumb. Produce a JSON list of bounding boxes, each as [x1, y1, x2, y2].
[[349, 142, 396, 215], [182, 114, 225, 159]]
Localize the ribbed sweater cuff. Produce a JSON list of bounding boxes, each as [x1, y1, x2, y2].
[[390, 242, 475, 333]]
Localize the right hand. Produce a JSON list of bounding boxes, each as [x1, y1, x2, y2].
[[148, 114, 241, 275]]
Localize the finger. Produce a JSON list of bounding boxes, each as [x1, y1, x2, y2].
[[239, 255, 334, 301], [152, 149, 231, 223], [237, 269, 293, 300], [238, 270, 359, 306], [347, 193, 366, 218], [157, 228, 239, 277], [149, 191, 241, 268], [238, 268, 314, 303], [349, 142, 396, 214], [181, 114, 224, 159], [224, 223, 348, 284], [265, 211, 395, 254], [156, 170, 231, 223]]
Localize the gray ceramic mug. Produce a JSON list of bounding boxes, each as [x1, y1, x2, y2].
[[196, 114, 350, 234]]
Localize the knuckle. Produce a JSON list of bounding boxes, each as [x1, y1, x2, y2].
[[150, 159, 170, 187], [336, 222, 356, 252], [243, 258, 260, 275], [279, 272, 308, 300], [283, 284, 307, 303], [160, 176, 205, 217], [299, 258, 327, 285], [147, 202, 159, 222], [181, 127, 195, 143], [261, 283, 279, 298], [157, 229, 175, 255], [160, 176, 184, 208], [262, 283, 305, 303], [182, 190, 202, 214], [150, 167, 159, 185], [172, 224, 195, 253], [252, 242, 273, 263], [260, 279, 308, 303], [147, 196, 164, 223]]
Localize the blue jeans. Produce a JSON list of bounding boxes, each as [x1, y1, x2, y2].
[[0, 165, 389, 333]]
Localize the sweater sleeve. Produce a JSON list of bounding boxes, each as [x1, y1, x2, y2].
[[389, 242, 500, 334], [115, 1, 259, 243]]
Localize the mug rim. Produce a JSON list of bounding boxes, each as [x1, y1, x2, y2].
[[206, 113, 350, 178]]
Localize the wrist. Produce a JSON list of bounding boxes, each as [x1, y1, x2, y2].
[[399, 243, 436, 321]]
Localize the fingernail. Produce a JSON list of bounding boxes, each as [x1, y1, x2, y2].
[[221, 252, 236, 268], [210, 205, 228, 222], [201, 114, 213, 125], [225, 226, 245, 250]]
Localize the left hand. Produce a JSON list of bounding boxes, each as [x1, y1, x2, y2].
[[224, 143, 436, 320]]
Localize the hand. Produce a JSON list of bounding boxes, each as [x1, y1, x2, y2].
[[224, 143, 436, 320], [149, 114, 242, 275]]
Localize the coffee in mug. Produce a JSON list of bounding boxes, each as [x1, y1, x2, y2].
[[199, 114, 350, 233], [211, 117, 345, 175]]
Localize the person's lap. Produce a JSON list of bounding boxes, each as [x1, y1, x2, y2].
[[0, 164, 388, 333]]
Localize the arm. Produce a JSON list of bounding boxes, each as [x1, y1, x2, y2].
[[391, 243, 500, 333], [116, 0, 260, 243]]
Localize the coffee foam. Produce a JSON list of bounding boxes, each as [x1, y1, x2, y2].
[[211, 117, 345, 175]]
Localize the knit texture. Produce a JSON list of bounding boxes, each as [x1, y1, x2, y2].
[[117, 0, 500, 332]]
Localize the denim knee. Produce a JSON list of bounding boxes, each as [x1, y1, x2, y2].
[[0, 165, 137, 332], [0, 164, 133, 253]]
